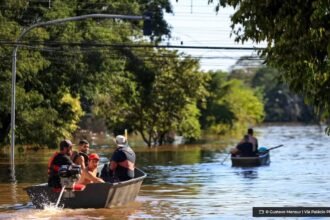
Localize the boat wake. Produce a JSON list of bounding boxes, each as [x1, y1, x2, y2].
[[0, 203, 80, 220], [0, 202, 34, 211]]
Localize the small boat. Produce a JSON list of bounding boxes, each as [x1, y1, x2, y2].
[[231, 152, 270, 167], [25, 168, 146, 209]]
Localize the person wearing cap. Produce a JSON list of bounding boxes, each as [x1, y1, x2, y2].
[[107, 135, 136, 181], [71, 139, 90, 169], [76, 153, 104, 185], [47, 139, 74, 188]]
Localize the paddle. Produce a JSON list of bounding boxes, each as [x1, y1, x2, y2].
[[221, 152, 231, 165], [266, 144, 284, 152], [124, 129, 128, 140]]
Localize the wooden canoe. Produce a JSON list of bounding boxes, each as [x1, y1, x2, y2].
[[25, 168, 146, 209], [231, 152, 270, 167]]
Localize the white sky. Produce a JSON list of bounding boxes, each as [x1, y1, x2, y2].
[[164, 0, 263, 72]]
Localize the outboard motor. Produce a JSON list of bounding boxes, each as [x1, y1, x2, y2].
[[58, 164, 81, 198]]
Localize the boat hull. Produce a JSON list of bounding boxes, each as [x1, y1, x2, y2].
[[231, 152, 270, 167], [25, 168, 146, 209]]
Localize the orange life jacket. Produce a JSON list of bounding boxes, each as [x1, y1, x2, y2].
[[47, 152, 60, 175]]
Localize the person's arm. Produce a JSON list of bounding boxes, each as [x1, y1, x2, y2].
[[118, 160, 135, 170], [110, 161, 117, 172], [83, 170, 104, 183], [76, 155, 86, 169]]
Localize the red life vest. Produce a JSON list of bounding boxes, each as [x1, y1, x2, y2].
[[47, 152, 60, 175]]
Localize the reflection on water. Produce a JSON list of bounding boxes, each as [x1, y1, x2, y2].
[[234, 169, 259, 179], [0, 124, 329, 219]]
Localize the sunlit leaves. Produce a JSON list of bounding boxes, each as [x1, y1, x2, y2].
[[94, 48, 208, 146], [200, 71, 264, 136], [214, 0, 330, 132], [0, 0, 173, 147]]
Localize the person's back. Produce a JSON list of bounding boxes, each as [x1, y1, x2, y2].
[[111, 145, 136, 181], [101, 135, 136, 182], [48, 140, 74, 188], [236, 141, 255, 157], [232, 135, 256, 157]]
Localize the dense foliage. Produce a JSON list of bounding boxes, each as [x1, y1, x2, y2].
[[230, 66, 316, 122], [211, 0, 330, 133], [0, 0, 172, 147], [199, 71, 264, 136], [93, 49, 209, 146], [0, 0, 290, 148]]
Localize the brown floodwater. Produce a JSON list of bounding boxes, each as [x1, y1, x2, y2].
[[0, 124, 329, 219]]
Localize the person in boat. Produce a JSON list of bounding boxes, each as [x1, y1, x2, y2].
[[71, 139, 90, 169], [101, 135, 136, 182], [237, 128, 259, 153], [48, 139, 74, 188], [247, 128, 258, 153], [76, 153, 104, 185], [231, 135, 256, 157]]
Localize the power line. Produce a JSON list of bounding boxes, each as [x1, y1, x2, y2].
[[0, 40, 265, 50], [19, 45, 263, 60]]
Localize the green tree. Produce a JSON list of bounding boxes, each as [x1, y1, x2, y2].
[[211, 0, 330, 133], [228, 59, 316, 122], [200, 71, 264, 136], [0, 0, 173, 147], [94, 49, 209, 146]]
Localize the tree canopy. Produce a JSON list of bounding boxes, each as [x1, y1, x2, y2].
[[212, 0, 330, 133], [199, 70, 264, 136], [1, 0, 298, 148], [93, 49, 209, 146], [229, 63, 316, 123], [0, 0, 173, 147]]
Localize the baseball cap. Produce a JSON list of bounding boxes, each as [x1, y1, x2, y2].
[[89, 153, 100, 161], [115, 135, 127, 147]]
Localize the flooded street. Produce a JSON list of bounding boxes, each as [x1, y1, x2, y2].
[[0, 124, 329, 219]]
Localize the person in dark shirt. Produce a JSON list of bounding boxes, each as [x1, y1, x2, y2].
[[235, 135, 256, 157], [237, 128, 259, 153], [101, 135, 136, 182], [48, 139, 74, 188]]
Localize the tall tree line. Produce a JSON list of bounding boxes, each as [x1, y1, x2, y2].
[[0, 0, 265, 148]]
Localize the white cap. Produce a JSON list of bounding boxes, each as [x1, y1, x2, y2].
[[115, 135, 127, 147]]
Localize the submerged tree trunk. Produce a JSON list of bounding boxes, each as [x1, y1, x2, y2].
[[158, 132, 166, 146], [138, 129, 152, 147]]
